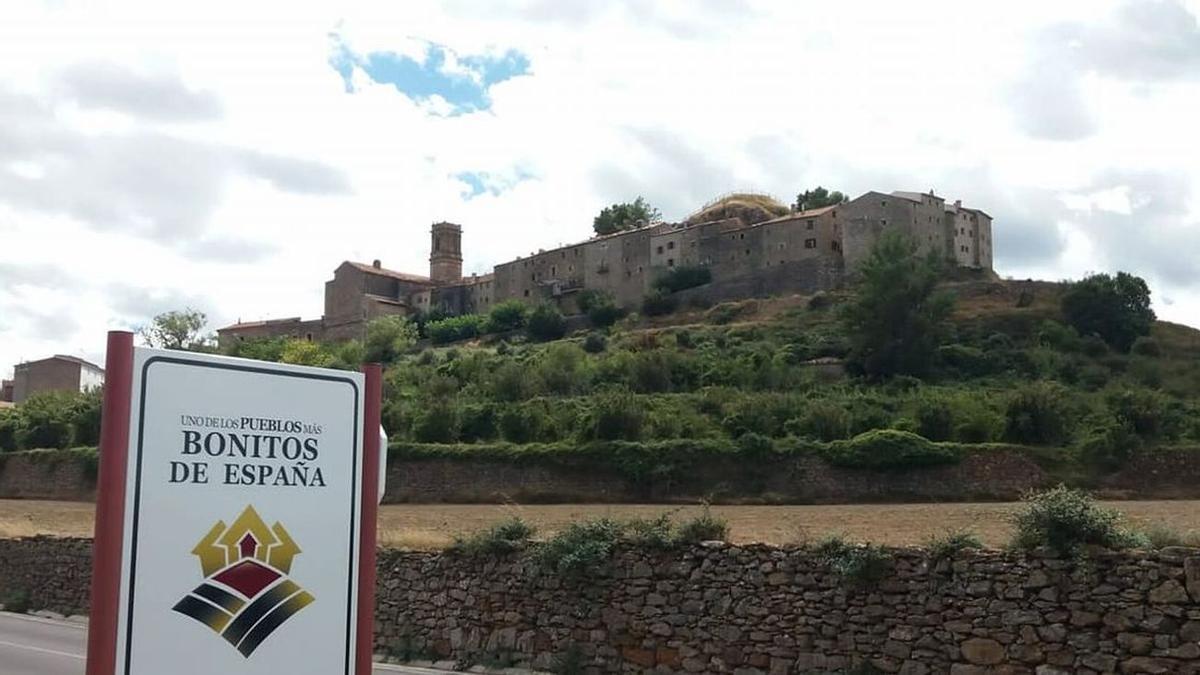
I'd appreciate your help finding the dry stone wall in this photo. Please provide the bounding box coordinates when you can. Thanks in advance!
[7,536,1200,673]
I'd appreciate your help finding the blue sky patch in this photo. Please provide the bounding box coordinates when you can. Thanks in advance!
[329,36,530,115]
[454,169,535,199]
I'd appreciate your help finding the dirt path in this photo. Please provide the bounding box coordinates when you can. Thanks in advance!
[3,499,1198,549]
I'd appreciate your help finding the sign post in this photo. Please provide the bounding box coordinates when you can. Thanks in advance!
[87,332,380,675]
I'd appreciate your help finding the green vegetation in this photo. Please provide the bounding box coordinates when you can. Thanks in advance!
[1061,272,1155,353]
[1009,486,1146,554]
[592,197,660,236]
[652,266,712,294]
[138,307,214,351]
[794,186,848,211]
[926,529,983,561]
[1,588,31,614]
[451,516,536,555]
[813,536,892,588]
[0,390,102,452]
[842,232,953,378]
[530,510,731,574]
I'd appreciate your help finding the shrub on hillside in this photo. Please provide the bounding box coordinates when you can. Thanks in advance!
[588,388,645,441]
[785,401,851,442]
[936,344,993,378]
[536,343,589,395]
[1009,486,1145,553]
[652,266,712,294]
[1061,272,1155,353]
[411,403,459,443]
[364,315,418,363]
[1130,336,1162,357]
[913,395,955,442]
[526,303,567,342]
[578,290,624,328]
[582,332,608,354]
[457,403,498,442]
[1004,382,1072,446]
[427,314,486,345]
[642,291,678,317]
[491,361,535,401]
[70,389,103,447]
[485,300,529,334]
[824,429,957,471]
[953,400,1003,444]
[1107,388,1183,442]
[498,406,543,444]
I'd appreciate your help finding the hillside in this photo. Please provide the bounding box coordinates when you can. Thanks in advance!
[3,276,1199,503]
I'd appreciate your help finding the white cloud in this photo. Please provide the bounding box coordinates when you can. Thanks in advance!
[1,0,1199,377]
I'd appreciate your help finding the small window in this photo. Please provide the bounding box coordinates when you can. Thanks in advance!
[779,243,785,249]
[806,220,814,229]
[832,241,841,251]
[740,233,745,240]
[306,333,313,341]
[804,238,817,249]
[656,246,664,254]
[881,219,888,226]
[667,258,675,267]
[745,248,751,256]
[881,201,887,207]
[667,241,675,250]
[523,289,530,297]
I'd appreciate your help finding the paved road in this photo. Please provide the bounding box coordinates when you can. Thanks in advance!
[0,612,448,675]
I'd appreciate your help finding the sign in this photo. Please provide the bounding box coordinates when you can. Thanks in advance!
[87,335,381,675]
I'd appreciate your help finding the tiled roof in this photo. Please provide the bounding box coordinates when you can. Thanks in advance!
[345,261,434,285]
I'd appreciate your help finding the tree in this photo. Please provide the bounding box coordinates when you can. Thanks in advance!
[139,308,213,351]
[794,186,848,212]
[592,197,661,236]
[1061,272,1155,353]
[526,303,567,342]
[364,315,418,363]
[485,300,529,333]
[843,231,953,378]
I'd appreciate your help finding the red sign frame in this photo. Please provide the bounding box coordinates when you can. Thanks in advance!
[85,331,382,674]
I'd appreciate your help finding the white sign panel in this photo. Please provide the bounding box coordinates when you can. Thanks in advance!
[113,348,365,675]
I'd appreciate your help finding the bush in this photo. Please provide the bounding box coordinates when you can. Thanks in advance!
[364,315,418,363]
[1078,422,1141,471]
[913,395,955,442]
[0,409,20,452]
[1009,486,1145,553]
[498,406,543,444]
[1139,524,1200,549]
[825,430,957,471]
[17,391,76,449]
[457,403,497,442]
[785,402,850,441]
[579,290,624,328]
[674,505,729,544]
[953,401,1003,444]
[926,529,983,560]
[814,536,892,588]
[1,588,31,614]
[452,517,535,555]
[1061,272,1155,353]
[70,389,103,447]
[485,300,529,333]
[1004,383,1072,446]
[652,265,712,294]
[1131,336,1162,357]
[937,344,993,377]
[582,332,608,354]
[531,518,625,575]
[1107,388,1177,442]
[641,291,678,317]
[411,403,459,443]
[588,388,644,441]
[427,314,486,345]
[526,303,567,342]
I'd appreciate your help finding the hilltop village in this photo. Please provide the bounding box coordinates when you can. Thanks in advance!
[217,190,994,344]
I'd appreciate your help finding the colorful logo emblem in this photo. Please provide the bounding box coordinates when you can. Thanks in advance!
[172,505,314,657]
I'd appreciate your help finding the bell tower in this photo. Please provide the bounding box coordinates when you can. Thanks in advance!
[429,221,463,285]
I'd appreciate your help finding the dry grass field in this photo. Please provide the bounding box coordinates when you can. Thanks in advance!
[4,499,1200,549]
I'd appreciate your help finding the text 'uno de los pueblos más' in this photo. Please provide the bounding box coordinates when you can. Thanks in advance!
[170,415,328,488]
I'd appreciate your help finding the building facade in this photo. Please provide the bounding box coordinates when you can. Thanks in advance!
[11,355,105,404]
[218,189,994,346]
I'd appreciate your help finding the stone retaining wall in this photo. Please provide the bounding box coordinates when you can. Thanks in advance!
[7,536,1200,673]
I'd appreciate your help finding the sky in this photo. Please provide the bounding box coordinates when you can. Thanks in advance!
[2,0,1199,374]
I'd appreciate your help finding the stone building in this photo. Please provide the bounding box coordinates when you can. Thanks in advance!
[1,379,13,403]
[10,355,104,404]
[218,189,994,346]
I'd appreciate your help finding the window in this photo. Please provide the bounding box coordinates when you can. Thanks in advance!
[551,266,556,275]
[305,333,313,341]
[881,201,887,207]
[531,274,536,281]
[804,238,817,249]
[667,258,675,267]
[667,241,675,250]
[745,248,751,256]
[779,243,785,250]
[656,246,664,254]
[739,233,745,240]
[832,241,841,251]
[806,220,814,229]
[881,219,888,226]
[523,289,530,297]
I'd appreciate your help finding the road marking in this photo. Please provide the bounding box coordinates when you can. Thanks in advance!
[0,639,85,660]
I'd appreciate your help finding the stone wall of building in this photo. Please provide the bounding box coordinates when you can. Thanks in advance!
[7,536,1200,673]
